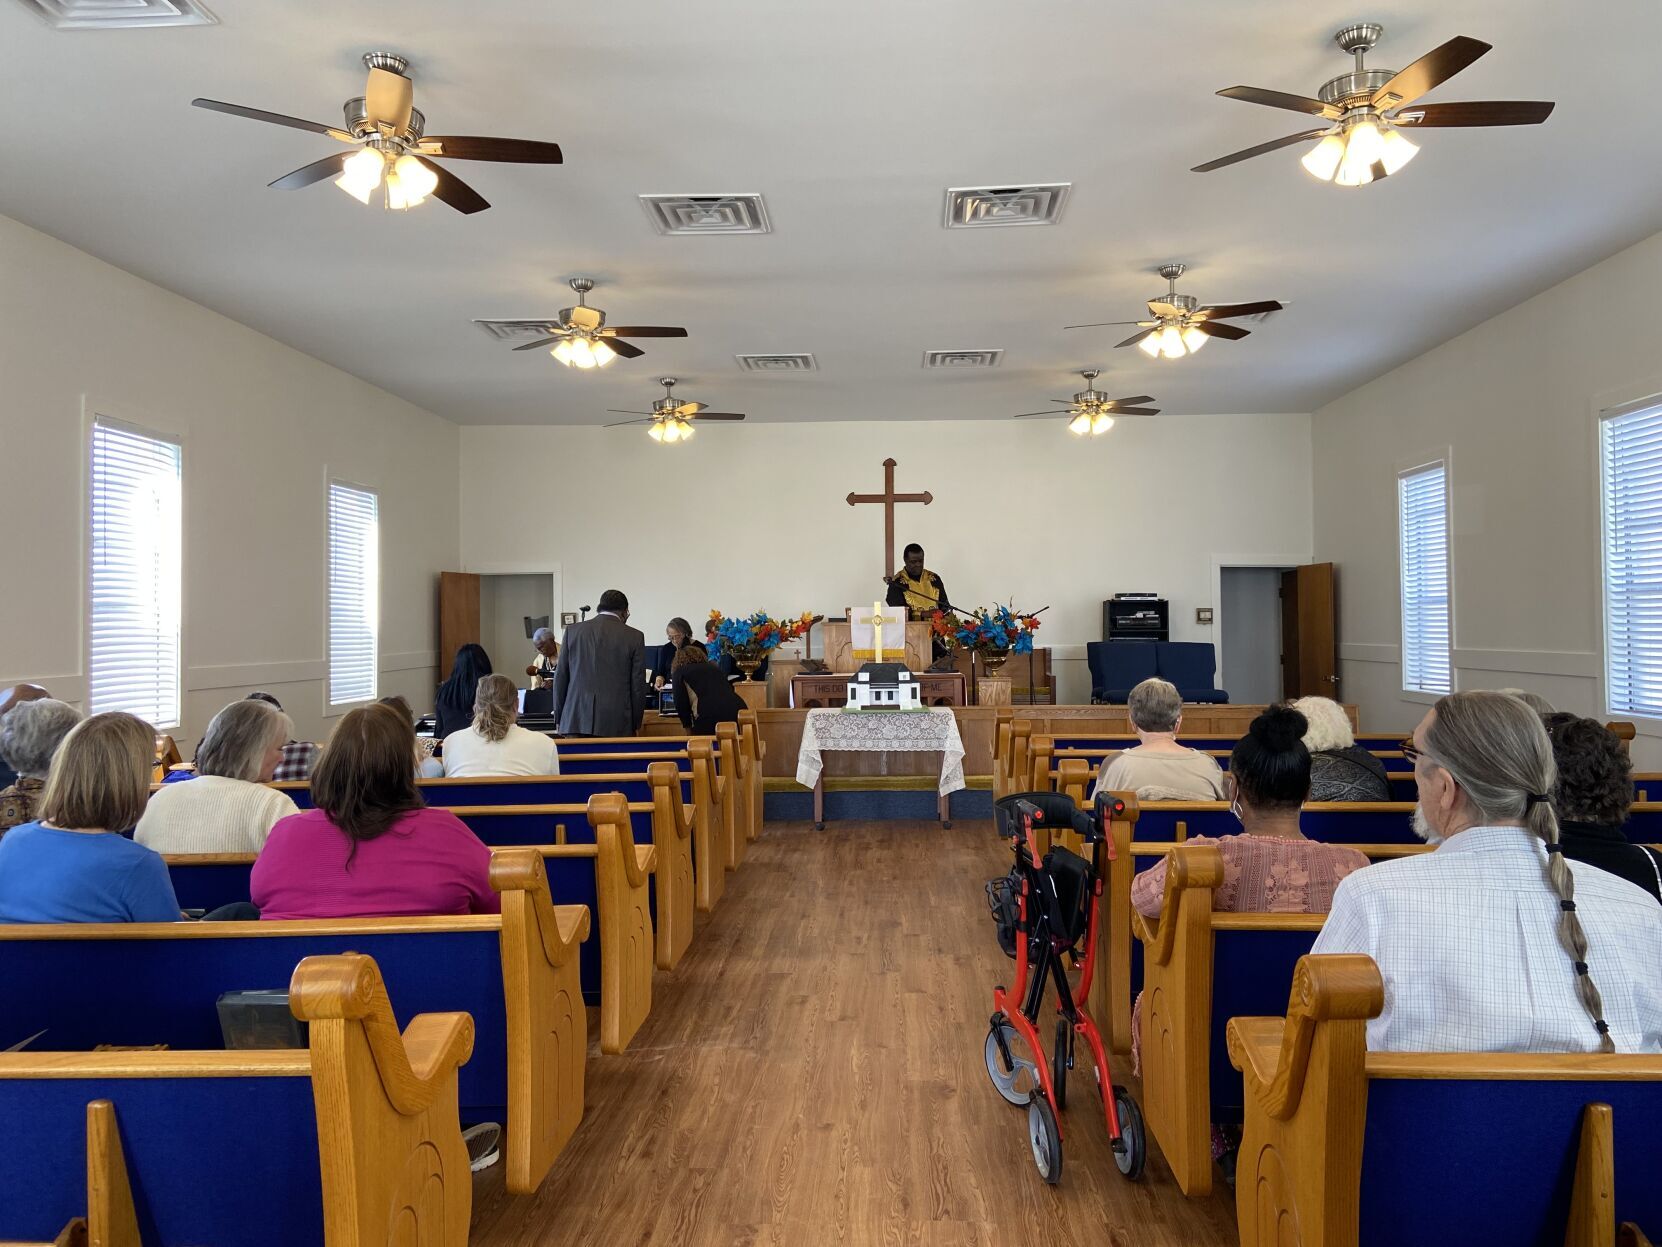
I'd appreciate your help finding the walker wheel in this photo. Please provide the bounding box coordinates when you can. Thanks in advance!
[1028,1093,1063,1185]
[1052,1018,1071,1112]
[984,1019,1037,1106]
[1112,1088,1147,1180]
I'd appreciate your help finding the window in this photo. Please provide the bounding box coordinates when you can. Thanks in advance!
[328,482,379,706]
[1399,460,1451,695]
[1601,402,1662,717]
[89,420,183,727]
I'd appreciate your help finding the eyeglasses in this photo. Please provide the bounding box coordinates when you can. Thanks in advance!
[1399,737,1425,765]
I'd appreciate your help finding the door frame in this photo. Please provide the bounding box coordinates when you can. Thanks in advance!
[461,562,564,644]
[1210,552,1311,693]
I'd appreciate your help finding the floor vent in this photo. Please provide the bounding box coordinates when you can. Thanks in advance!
[640,194,772,235]
[923,348,1004,369]
[17,0,216,27]
[943,184,1071,229]
[471,318,557,343]
[736,353,816,373]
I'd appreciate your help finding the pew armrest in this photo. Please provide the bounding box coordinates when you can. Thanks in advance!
[1134,844,1223,968]
[490,848,591,969]
[648,761,694,843]
[635,845,658,879]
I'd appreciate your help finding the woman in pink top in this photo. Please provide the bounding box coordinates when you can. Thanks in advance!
[253,703,499,920]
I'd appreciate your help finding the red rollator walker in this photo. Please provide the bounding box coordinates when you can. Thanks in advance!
[985,789,1146,1184]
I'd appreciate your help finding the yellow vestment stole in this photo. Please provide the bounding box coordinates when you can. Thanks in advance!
[897,569,942,618]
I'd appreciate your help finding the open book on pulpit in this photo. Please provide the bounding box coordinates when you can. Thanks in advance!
[818,604,932,672]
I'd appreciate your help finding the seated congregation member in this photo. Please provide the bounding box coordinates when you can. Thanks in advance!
[253,703,499,919]
[0,683,50,790]
[442,674,559,778]
[435,643,493,740]
[1131,704,1370,918]
[0,698,81,834]
[1544,713,1661,902]
[0,712,182,923]
[246,691,319,781]
[135,699,298,853]
[1291,694,1390,802]
[672,642,745,734]
[1091,677,1226,801]
[381,694,442,778]
[653,617,693,690]
[1498,686,1555,715]
[1314,691,1662,1052]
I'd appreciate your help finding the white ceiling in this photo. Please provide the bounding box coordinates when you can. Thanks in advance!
[3,0,1659,425]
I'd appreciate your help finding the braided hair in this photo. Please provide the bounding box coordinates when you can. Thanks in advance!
[1424,691,1615,1053]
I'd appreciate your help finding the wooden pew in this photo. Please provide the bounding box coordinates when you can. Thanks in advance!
[738,708,766,844]
[0,953,472,1247]
[553,734,695,754]
[4,849,592,1194]
[992,707,1015,798]
[1229,954,1662,1246]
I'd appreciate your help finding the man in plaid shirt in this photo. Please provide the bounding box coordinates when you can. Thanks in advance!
[247,692,319,782]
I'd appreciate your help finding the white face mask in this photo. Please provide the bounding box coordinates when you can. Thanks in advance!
[1411,804,1444,846]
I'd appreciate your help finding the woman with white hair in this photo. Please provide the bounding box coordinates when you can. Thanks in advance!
[442,674,559,778]
[1291,695,1391,802]
[134,699,298,853]
[1092,677,1226,800]
[0,699,82,835]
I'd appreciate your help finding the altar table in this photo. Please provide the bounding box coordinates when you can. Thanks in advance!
[790,671,967,708]
[795,707,966,828]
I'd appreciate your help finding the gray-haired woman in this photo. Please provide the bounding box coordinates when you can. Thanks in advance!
[134,699,299,853]
[1091,677,1227,801]
[0,699,82,835]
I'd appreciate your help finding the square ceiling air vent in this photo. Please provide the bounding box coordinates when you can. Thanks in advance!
[641,194,771,235]
[471,318,558,343]
[17,0,216,27]
[736,353,816,373]
[923,349,1004,369]
[944,184,1071,229]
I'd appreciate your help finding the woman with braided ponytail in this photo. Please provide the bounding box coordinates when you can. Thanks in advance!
[1313,691,1662,1053]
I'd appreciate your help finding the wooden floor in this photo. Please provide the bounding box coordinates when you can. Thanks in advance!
[471,818,1239,1246]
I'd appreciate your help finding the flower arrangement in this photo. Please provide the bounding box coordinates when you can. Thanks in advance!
[930,604,1043,656]
[705,610,814,666]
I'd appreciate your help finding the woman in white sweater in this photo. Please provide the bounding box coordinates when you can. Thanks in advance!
[135,700,298,853]
[442,674,559,777]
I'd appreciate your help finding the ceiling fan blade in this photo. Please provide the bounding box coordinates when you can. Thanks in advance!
[602,326,689,338]
[1105,396,1155,407]
[1195,300,1283,321]
[1192,128,1330,173]
[605,418,655,429]
[1373,36,1492,110]
[268,151,353,190]
[417,136,564,163]
[1109,407,1161,416]
[412,155,490,214]
[605,409,654,416]
[1216,86,1341,119]
[512,335,565,352]
[1192,320,1250,340]
[605,338,646,360]
[691,413,745,421]
[1062,320,1148,330]
[1147,300,1182,318]
[1393,100,1555,127]
[191,98,353,142]
[1013,411,1071,419]
[675,402,707,415]
[1114,329,1156,349]
[365,66,414,133]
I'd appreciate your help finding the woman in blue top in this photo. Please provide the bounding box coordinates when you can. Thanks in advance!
[0,712,181,923]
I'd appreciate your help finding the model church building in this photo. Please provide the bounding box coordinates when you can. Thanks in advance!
[846,662,923,710]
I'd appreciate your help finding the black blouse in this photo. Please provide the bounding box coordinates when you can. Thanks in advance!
[1558,819,1662,902]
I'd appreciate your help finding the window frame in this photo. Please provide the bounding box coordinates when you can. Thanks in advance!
[1598,397,1662,722]
[86,414,185,730]
[324,477,380,713]
[1397,454,1454,703]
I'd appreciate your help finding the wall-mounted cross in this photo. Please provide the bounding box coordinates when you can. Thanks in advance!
[846,457,933,576]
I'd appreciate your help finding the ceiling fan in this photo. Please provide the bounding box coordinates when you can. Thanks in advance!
[607,378,746,443]
[499,279,689,369]
[1065,263,1282,359]
[1192,24,1554,186]
[191,52,563,214]
[1013,371,1159,436]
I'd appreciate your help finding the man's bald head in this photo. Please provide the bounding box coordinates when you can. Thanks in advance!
[0,685,49,721]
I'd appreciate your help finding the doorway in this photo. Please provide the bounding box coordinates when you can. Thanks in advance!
[437,567,562,680]
[1220,567,1286,705]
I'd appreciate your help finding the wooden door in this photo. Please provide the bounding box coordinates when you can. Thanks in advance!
[438,572,481,671]
[1281,563,1337,700]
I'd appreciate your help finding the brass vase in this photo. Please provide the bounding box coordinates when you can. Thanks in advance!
[735,655,765,681]
[980,648,1011,676]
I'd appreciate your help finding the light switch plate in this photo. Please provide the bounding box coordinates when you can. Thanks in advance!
[1196,607,1215,624]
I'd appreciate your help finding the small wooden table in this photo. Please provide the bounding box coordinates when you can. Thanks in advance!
[790,671,967,708]
[795,707,967,829]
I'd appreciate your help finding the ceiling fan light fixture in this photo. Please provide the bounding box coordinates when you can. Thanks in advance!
[590,338,617,367]
[335,148,385,204]
[648,421,665,442]
[567,337,596,369]
[1182,325,1210,354]
[1300,131,1346,182]
[1137,333,1163,359]
[661,419,682,443]
[677,417,695,440]
[551,338,575,365]
[1091,412,1115,435]
[392,154,437,205]
[1067,412,1092,436]
[1158,324,1187,359]
[1378,126,1419,174]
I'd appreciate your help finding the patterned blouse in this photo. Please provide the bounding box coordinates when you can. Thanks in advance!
[0,776,45,836]
[1131,832,1370,919]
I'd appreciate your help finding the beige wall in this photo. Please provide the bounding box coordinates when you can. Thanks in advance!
[0,213,460,747]
[459,414,1314,704]
[1313,227,1662,766]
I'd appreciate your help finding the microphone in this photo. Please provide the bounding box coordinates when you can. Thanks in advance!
[580,604,592,621]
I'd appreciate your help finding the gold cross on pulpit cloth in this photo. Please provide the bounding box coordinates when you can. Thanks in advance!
[846,457,933,576]
[853,601,898,662]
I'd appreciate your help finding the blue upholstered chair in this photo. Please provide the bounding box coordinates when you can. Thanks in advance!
[1087,641,1159,704]
[1154,642,1229,704]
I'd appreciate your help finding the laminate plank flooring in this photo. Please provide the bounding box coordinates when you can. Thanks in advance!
[470,818,1239,1246]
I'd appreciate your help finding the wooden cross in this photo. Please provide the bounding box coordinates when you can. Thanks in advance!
[846,457,934,577]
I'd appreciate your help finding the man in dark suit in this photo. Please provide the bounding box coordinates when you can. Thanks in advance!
[552,589,647,736]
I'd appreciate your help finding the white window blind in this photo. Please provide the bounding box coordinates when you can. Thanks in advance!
[89,420,182,727]
[1399,461,1451,695]
[1602,403,1662,717]
[328,482,379,706]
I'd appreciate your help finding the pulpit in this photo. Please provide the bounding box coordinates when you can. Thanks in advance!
[819,616,933,672]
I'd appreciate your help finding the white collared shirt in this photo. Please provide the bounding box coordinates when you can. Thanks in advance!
[1312,825,1662,1053]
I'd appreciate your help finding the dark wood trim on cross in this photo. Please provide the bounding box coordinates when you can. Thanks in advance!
[846,457,933,577]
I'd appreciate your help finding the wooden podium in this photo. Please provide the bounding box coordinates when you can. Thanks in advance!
[819,618,932,671]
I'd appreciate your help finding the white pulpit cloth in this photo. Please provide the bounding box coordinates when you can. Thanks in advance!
[795,707,966,796]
